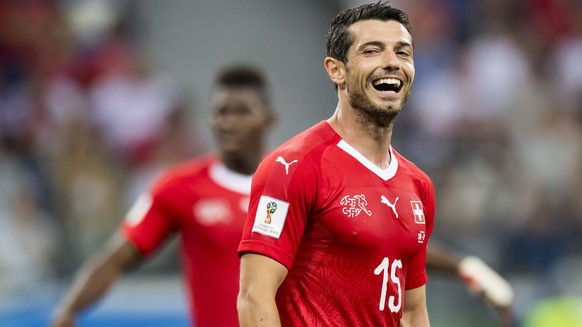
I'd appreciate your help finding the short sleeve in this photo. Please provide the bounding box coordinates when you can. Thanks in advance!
[405,175,436,289]
[120,177,177,255]
[238,152,317,270]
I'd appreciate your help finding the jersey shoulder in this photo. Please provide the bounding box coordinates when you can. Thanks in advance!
[393,148,433,184]
[151,154,217,193]
[265,121,339,166]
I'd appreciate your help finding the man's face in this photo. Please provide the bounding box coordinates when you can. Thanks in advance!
[210,88,272,157]
[343,19,415,126]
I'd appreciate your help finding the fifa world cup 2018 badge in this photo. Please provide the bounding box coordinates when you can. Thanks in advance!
[265,201,278,224]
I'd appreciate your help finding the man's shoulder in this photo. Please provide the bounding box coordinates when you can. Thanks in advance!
[272,121,337,158]
[256,121,336,181]
[393,149,433,183]
[154,155,216,189]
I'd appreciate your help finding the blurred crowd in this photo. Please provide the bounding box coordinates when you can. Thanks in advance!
[0,0,202,299]
[389,0,582,318]
[0,0,581,324]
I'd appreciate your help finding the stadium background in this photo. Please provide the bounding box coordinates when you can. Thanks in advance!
[1,0,581,326]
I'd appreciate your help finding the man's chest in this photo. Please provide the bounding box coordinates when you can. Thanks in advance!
[173,182,249,245]
[313,177,428,256]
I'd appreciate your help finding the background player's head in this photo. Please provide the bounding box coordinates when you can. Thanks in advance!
[210,63,276,165]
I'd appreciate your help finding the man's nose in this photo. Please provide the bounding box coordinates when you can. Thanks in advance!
[381,51,400,70]
[216,114,237,129]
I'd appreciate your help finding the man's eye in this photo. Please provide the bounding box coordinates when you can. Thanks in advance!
[235,108,251,115]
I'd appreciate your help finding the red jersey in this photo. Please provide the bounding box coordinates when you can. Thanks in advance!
[238,121,435,327]
[121,156,251,327]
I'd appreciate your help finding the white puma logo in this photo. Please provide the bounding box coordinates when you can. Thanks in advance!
[275,156,298,175]
[381,195,399,218]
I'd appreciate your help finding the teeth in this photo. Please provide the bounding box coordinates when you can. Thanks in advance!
[373,78,401,87]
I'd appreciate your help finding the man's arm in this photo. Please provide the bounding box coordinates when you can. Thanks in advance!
[51,232,143,327]
[427,240,514,308]
[400,285,430,327]
[238,253,288,327]
[426,240,463,274]
[427,240,516,326]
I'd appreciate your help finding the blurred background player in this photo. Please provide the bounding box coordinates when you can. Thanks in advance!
[50,63,276,327]
[427,240,516,326]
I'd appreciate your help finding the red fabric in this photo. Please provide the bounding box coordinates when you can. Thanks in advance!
[121,155,248,327]
[239,121,435,326]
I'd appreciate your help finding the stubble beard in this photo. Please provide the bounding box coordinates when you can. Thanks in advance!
[347,83,409,130]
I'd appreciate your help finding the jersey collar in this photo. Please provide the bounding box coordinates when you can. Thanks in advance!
[209,161,253,194]
[336,140,398,181]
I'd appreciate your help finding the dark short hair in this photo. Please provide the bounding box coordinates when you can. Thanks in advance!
[326,2,412,63]
[215,63,270,107]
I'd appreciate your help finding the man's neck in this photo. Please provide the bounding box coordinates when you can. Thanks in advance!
[327,104,394,169]
[221,154,262,175]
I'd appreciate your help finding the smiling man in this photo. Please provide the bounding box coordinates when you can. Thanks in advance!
[238,3,433,327]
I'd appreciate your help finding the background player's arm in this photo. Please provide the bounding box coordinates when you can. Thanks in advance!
[426,239,463,274]
[51,232,143,327]
[427,239,514,308]
[238,253,288,327]
[400,285,430,327]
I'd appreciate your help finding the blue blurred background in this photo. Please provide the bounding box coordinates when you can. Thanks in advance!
[1,0,581,326]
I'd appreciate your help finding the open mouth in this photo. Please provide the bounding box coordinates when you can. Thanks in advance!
[372,78,403,93]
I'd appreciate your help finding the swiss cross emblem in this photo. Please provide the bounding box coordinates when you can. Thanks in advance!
[410,201,425,224]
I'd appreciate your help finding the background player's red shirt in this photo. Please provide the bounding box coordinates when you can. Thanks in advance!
[239,121,435,327]
[121,156,251,327]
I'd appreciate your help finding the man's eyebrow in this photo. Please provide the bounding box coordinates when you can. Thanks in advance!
[358,41,385,49]
[395,40,413,48]
[357,40,413,50]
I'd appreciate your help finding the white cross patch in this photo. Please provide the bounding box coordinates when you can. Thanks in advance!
[410,201,425,224]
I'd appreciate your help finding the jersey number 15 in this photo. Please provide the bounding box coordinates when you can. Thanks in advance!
[374,257,402,313]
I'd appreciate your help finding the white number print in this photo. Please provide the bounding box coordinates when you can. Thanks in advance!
[374,257,402,313]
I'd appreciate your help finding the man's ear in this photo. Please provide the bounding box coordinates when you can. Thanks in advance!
[324,57,345,87]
